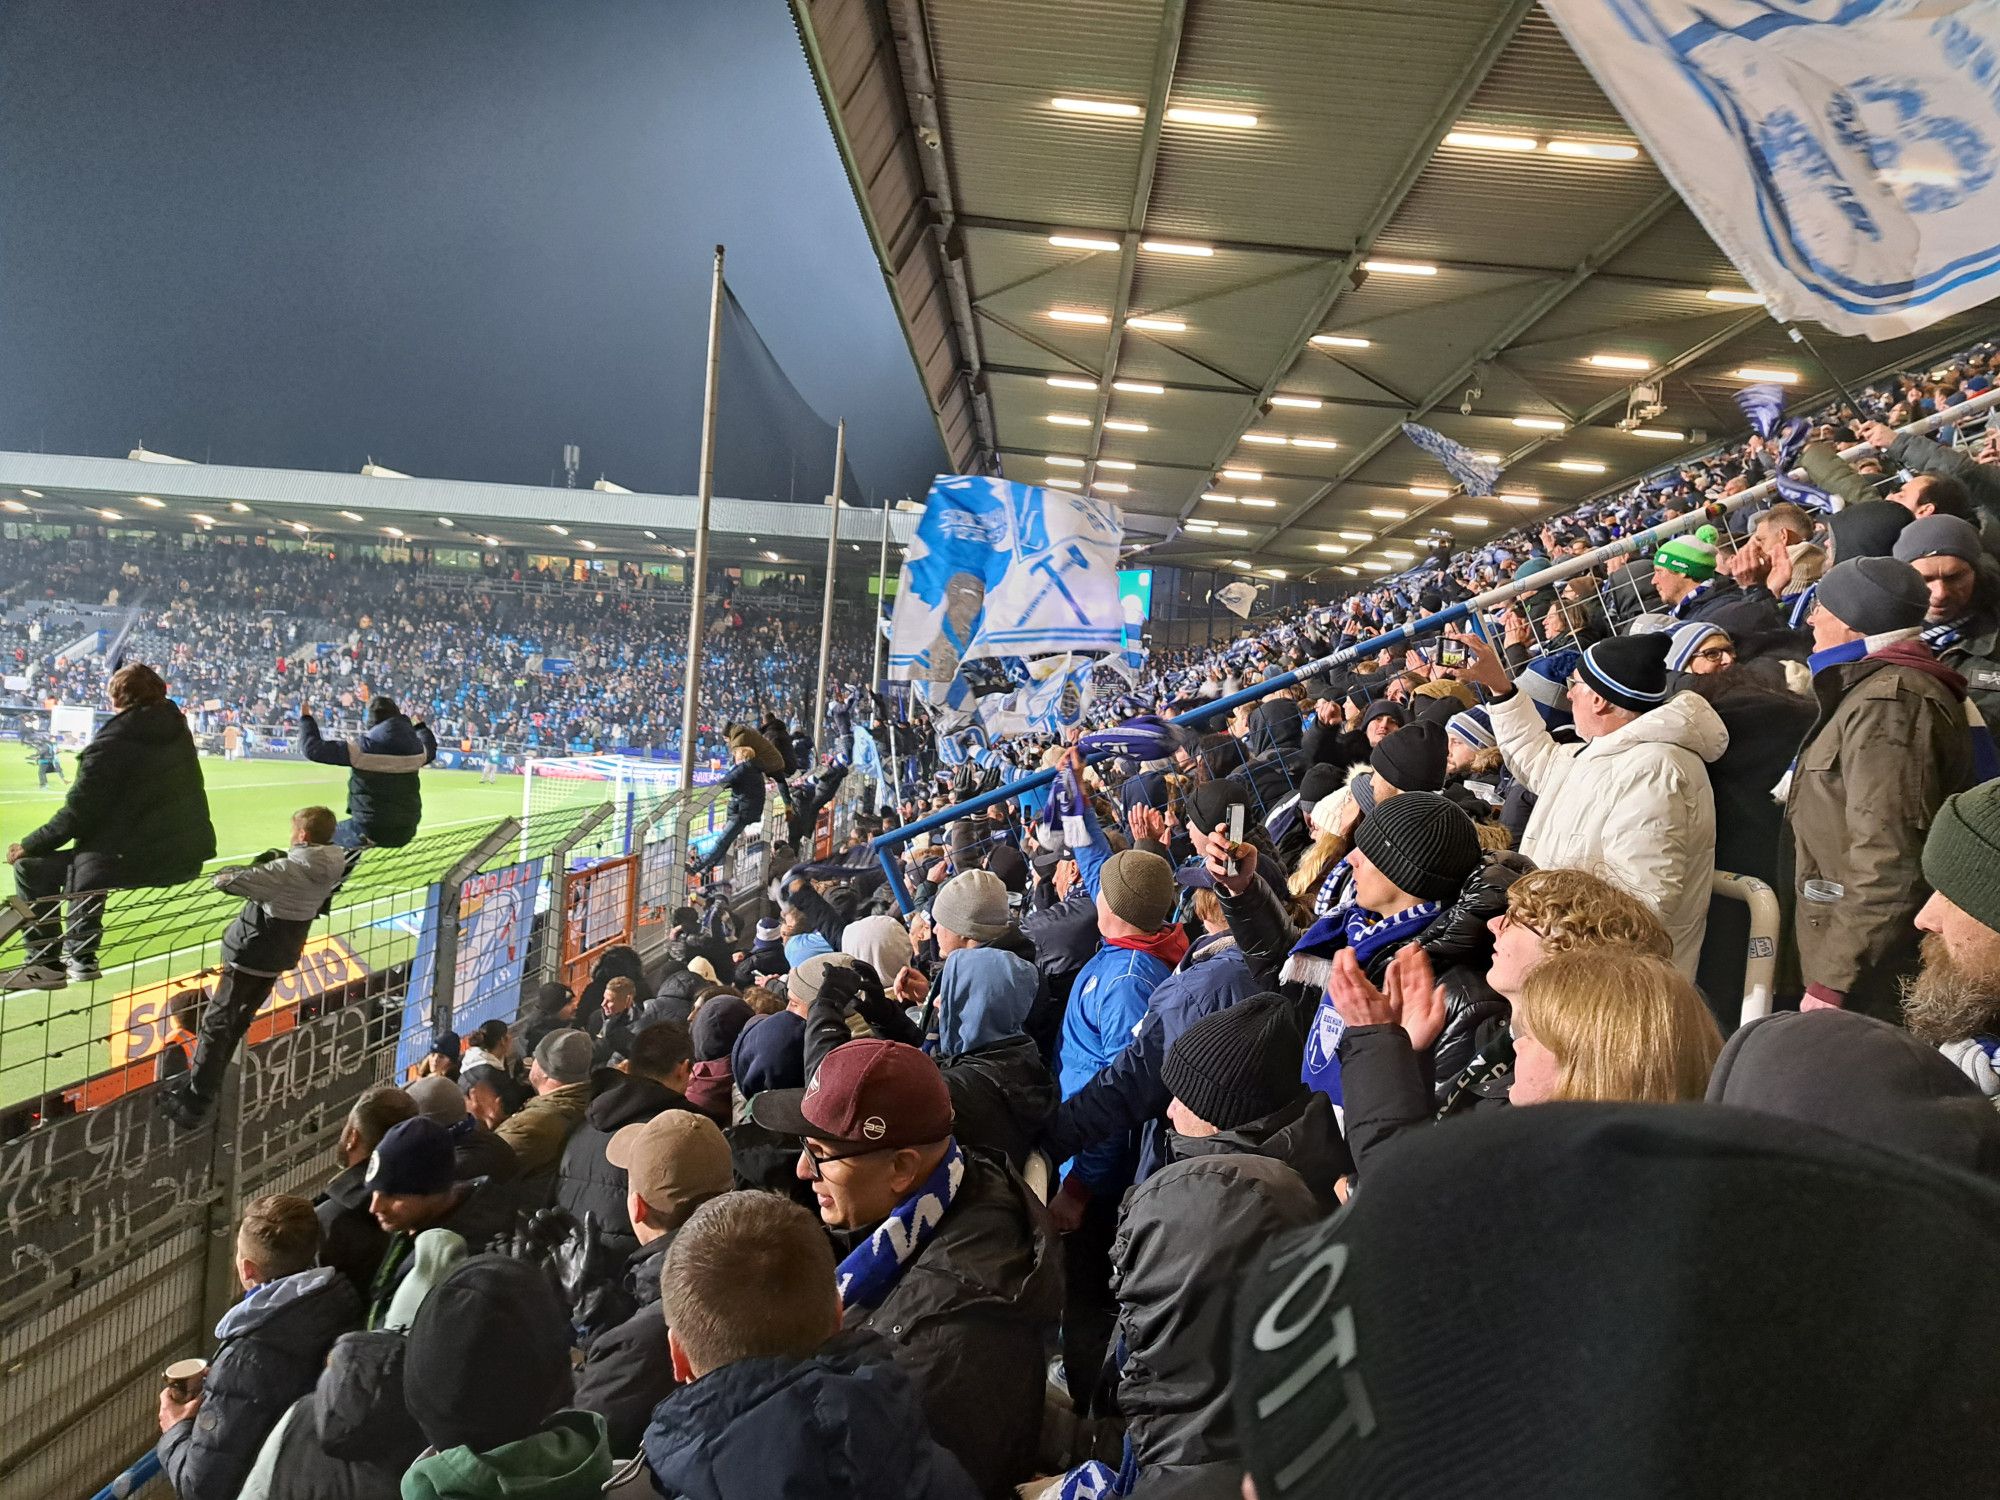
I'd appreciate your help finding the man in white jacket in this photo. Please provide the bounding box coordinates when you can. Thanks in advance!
[1450,630,1728,975]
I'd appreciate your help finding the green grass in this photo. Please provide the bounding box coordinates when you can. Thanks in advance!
[0,755,531,1110]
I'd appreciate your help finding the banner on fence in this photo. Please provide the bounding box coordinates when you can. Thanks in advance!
[397,859,545,1077]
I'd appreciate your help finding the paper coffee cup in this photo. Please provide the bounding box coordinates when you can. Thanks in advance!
[163,1357,208,1401]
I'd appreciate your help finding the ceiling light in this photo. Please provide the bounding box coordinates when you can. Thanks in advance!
[1166,106,1257,128]
[548,524,569,535]
[1632,427,1685,440]
[1291,437,1339,450]
[1556,459,1608,474]
[1112,379,1164,395]
[1241,433,1289,446]
[18,489,41,499]
[1383,549,1416,561]
[1142,240,1213,257]
[579,539,598,551]
[1315,543,1348,554]
[1092,482,1131,494]
[1046,477,1083,489]
[136,495,165,509]
[1445,129,1538,152]
[1231,559,1254,569]
[1265,568,1287,578]
[1368,507,1408,519]
[1512,416,1566,431]
[1201,492,1238,504]
[1362,259,1437,276]
[189,512,215,524]
[1338,530,1373,542]
[436,517,454,527]
[1410,485,1450,498]
[229,501,250,513]
[1706,288,1765,305]
[1126,315,1186,332]
[1047,375,1097,390]
[1240,497,1278,508]
[1221,468,1262,481]
[1097,459,1137,471]
[1448,514,1490,527]
[289,521,310,534]
[338,509,363,522]
[1270,394,1323,409]
[481,535,501,545]
[382,526,405,538]
[1337,565,1358,576]
[1104,418,1147,432]
[1363,561,1393,572]
[1185,518,1218,530]
[1047,455,1087,467]
[1049,309,1111,325]
[643,530,657,539]
[1052,97,1141,118]
[1049,233,1121,252]
[1732,367,1799,383]
[1546,139,1640,160]
[2,499,28,514]
[1048,414,1092,427]
[762,550,781,562]
[1500,494,1542,506]
[1588,354,1652,371]
[1217,526,1250,537]
[97,509,122,521]
[1310,334,1371,349]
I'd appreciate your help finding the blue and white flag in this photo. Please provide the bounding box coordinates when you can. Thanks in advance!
[1401,422,1502,496]
[889,475,1124,691]
[1546,2,2000,339]
[1214,580,1260,619]
[1735,383,1787,440]
[1775,473,1840,514]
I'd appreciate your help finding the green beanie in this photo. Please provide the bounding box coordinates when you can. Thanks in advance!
[1921,781,2000,935]
[1653,531,1718,581]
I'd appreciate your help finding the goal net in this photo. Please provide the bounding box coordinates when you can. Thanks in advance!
[520,754,687,867]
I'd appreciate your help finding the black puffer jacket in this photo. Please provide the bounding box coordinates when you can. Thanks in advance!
[298,711,436,848]
[1110,1155,1321,1494]
[19,696,215,879]
[248,1329,425,1500]
[841,1149,1062,1499]
[574,1237,677,1459]
[641,965,707,1029]
[556,1074,698,1261]
[1167,1093,1350,1210]
[1339,1020,1513,1181]
[940,1037,1058,1173]
[157,1265,362,1500]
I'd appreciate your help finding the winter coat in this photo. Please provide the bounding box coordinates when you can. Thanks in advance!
[19,696,215,879]
[1488,687,1728,975]
[494,1081,593,1179]
[1929,603,2000,727]
[447,1118,519,1185]
[157,1264,362,1500]
[716,757,766,823]
[1044,932,1263,1183]
[1338,1021,1512,1180]
[1690,677,1818,886]
[1165,1091,1350,1208]
[299,711,436,848]
[364,1181,513,1328]
[1884,428,2000,521]
[400,1410,612,1500]
[986,924,1064,1069]
[684,1057,732,1123]
[843,1149,1062,1499]
[1784,640,1974,1019]
[1670,576,1787,647]
[555,1075,696,1261]
[1020,885,1098,1006]
[1802,440,1882,512]
[641,966,707,1029]
[316,1161,390,1299]
[725,1118,818,1211]
[1110,1154,1320,1493]
[572,1238,675,1459]
[621,1330,976,1500]
[215,842,349,975]
[239,1330,426,1500]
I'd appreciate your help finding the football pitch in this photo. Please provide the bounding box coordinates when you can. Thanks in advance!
[0,754,530,1110]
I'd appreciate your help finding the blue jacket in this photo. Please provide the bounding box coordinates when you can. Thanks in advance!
[1045,932,1262,1183]
[299,712,436,847]
[635,1330,976,1500]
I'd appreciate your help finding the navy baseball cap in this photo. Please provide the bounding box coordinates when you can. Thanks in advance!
[364,1117,455,1196]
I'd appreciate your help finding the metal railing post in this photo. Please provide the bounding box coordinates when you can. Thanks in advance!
[1710,869,1782,1028]
[198,1040,249,1335]
[429,818,522,1038]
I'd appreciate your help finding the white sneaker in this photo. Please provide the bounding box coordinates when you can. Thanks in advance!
[0,964,67,992]
[66,963,101,985]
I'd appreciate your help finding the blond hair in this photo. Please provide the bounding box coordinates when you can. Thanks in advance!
[1289,832,1344,904]
[1506,868,1672,959]
[1511,948,1721,1103]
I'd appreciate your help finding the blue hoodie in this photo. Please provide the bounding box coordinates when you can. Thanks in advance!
[932,947,1039,1055]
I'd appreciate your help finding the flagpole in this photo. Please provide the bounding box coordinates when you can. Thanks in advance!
[871,497,892,686]
[678,245,725,794]
[811,419,845,759]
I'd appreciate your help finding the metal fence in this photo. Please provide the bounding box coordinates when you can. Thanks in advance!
[0,785,721,1500]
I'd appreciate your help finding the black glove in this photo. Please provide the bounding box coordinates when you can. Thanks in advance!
[817,962,866,1017]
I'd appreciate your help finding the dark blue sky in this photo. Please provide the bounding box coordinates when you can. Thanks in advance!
[0,1,947,504]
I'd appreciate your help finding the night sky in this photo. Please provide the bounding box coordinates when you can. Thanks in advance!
[0,1,948,504]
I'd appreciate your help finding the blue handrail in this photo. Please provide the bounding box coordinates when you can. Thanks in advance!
[89,1449,161,1500]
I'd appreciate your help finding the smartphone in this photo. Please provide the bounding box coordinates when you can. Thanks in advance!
[1225,804,1245,878]
[1435,639,1468,669]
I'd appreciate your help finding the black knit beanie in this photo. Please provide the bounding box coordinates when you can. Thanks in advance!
[1297,762,1345,807]
[1369,720,1448,794]
[1354,790,1481,902]
[1161,992,1306,1131]
[1828,498,1914,562]
[1576,633,1673,715]
[405,1256,571,1453]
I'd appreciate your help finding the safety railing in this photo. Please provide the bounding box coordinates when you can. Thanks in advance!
[1711,870,1782,1027]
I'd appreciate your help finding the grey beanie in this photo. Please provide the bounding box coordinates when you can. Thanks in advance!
[532,1027,593,1085]
[1893,514,1985,569]
[788,952,857,1009]
[1815,556,1930,635]
[931,869,1011,943]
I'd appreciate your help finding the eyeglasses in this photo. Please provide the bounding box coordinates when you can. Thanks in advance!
[1691,645,1735,663]
[799,1141,891,1180]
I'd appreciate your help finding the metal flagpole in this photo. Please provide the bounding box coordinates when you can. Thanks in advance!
[811,419,846,757]
[870,497,893,687]
[677,245,725,794]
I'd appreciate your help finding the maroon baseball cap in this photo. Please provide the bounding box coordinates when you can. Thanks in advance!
[751,1039,953,1149]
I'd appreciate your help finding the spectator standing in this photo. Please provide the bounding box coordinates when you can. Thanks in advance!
[556,1021,698,1260]
[495,1028,595,1180]
[1892,514,2000,723]
[235,1329,427,1500]
[1649,528,1784,641]
[158,805,348,1128]
[297,694,436,850]
[4,664,216,989]
[1785,558,1974,1017]
[1907,781,2000,1098]
[361,1118,511,1327]
[157,1195,361,1500]
[405,1074,518,1184]
[315,1085,417,1297]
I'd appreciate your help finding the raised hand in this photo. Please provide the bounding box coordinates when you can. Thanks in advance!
[1327,948,1397,1028]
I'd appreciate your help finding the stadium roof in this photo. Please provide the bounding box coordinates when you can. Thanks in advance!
[792,0,2000,581]
[0,449,918,567]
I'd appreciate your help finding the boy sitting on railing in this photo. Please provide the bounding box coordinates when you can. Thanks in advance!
[158,805,348,1130]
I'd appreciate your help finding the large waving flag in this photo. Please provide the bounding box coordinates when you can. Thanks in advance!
[888,475,1124,695]
[1401,423,1501,496]
[1214,579,1260,619]
[1546,2,2000,339]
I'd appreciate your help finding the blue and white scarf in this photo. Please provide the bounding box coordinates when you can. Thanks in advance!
[835,1140,964,1311]
[1280,896,1443,991]
[1044,763,1090,851]
[1787,583,1818,631]
[1924,612,1977,655]
[1059,1436,1139,1500]
[1670,577,1719,620]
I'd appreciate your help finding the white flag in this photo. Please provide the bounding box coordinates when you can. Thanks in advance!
[1215,580,1259,619]
[1546,1,2000,338]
